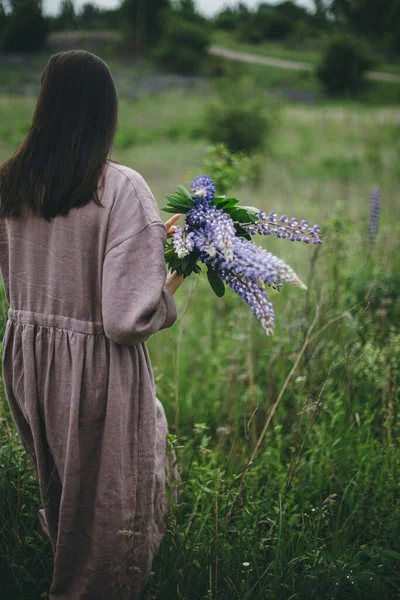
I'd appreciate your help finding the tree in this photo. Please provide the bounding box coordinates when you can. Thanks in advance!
[330,0,400,38]
[0,0,48,53]
[80,3,101,28]
[54,0,78,30]
[317,34,374,96]
[153,0,211,74]
[121,0,170,54]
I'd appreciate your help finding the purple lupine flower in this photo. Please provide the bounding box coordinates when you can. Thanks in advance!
[230,237,306,289]
[173,226,195,259]
[219,270,275,335]
[169,175,321,335]
[193,233,305,290]
[368,187,381,243]
[187,204,236,261]
[243,210,322,245]
[190,175,216,204]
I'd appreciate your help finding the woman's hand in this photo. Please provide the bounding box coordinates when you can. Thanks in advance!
[166,271,185,295]
[165,213,181,239]
[164,215,184,295]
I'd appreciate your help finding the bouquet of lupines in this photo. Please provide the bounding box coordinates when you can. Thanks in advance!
[163,175,322,335]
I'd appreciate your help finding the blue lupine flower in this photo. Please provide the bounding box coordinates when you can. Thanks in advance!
[170,175,321,335]
[368,187,380,243]
[243,211,322,245]
[173,226,195,259]
[190,175,216,204]
[222,271,275,335]
[188,204,236,261]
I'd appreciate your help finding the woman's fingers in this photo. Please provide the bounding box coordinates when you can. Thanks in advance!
[167,225,178,239]
[165,213,181,230]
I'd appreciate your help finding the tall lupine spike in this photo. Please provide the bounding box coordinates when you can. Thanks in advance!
[368,186,381,243]
[193,234,306,290]
[219,270,276,335]
[243,210,322,245]
[230,237,307,289]
[187,204,236,261]
[190,175,216,204]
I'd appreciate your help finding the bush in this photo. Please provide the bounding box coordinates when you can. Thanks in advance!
[239,6,294,44]
[121,0,169,53]
[204,76,274,155]
[317,35,374,97]
[153,10,211,75]
[0,0,48,53]
[214,7,237,31]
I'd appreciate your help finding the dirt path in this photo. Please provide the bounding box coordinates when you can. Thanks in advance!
[210,45,400,84]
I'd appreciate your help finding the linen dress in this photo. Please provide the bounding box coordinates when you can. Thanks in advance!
[0,162,178,599]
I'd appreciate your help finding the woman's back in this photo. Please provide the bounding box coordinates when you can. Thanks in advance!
[0,160,178,599]
[0,162,161,324]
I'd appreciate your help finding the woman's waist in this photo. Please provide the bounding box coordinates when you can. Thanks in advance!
[7,307,105,336]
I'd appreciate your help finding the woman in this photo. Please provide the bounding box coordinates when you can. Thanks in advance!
[0,50,183,599]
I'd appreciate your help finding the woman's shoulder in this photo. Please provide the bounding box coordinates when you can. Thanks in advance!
[105,161,148,193]
[104,161,162,228]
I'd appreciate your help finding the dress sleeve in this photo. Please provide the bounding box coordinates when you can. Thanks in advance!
[102,220,177,346]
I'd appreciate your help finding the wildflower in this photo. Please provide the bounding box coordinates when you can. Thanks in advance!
[173,226,195,259]
[221,272,276,335]
[190,175,216,204]
[166,175,322,335]
[244,210,322,245]
[368,186,380,243]
[242,562,250,567]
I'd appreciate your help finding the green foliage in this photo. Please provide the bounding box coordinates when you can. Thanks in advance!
[238,5,294,44]
[317,35,375,97]
[0,0,48,53]
[153,3,212,75]
[73,3,122,31]
[214,7,238,31]
[50,0,78,31]
[121,0,170,54]
[202,144,251,196]
[331,0,400,50]
[204,76,274,155]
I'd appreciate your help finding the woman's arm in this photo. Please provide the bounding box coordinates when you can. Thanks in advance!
[102,220,178,346]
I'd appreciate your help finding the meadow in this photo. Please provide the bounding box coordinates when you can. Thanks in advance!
[0,50,399,599]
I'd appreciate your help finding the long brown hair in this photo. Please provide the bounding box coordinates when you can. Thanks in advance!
[0,50,118,221]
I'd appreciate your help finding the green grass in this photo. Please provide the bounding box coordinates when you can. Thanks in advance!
[1,78,400,599]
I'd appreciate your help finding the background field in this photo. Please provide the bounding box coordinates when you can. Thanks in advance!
[0,7,400,600]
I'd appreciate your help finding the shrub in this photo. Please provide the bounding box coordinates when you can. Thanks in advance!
[239,7,294,44]
[317,35,374,97]
[0,0,48,53]
[121,0,169,53]
[204,76,274,155]
[153,9,211,75]
[214,7,237,31]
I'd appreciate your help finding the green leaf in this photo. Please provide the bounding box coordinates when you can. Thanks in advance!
[176,185,194,203]
[207,267,225,297]
[161,206,186,214]
[239,205,260,215]
[165,192,194,208]
[162,199,192,213]
[213,197,240,211]
[229,208,258,223]
[235,224,252,241]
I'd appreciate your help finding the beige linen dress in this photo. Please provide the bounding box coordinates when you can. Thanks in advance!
[0,162,178,599]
